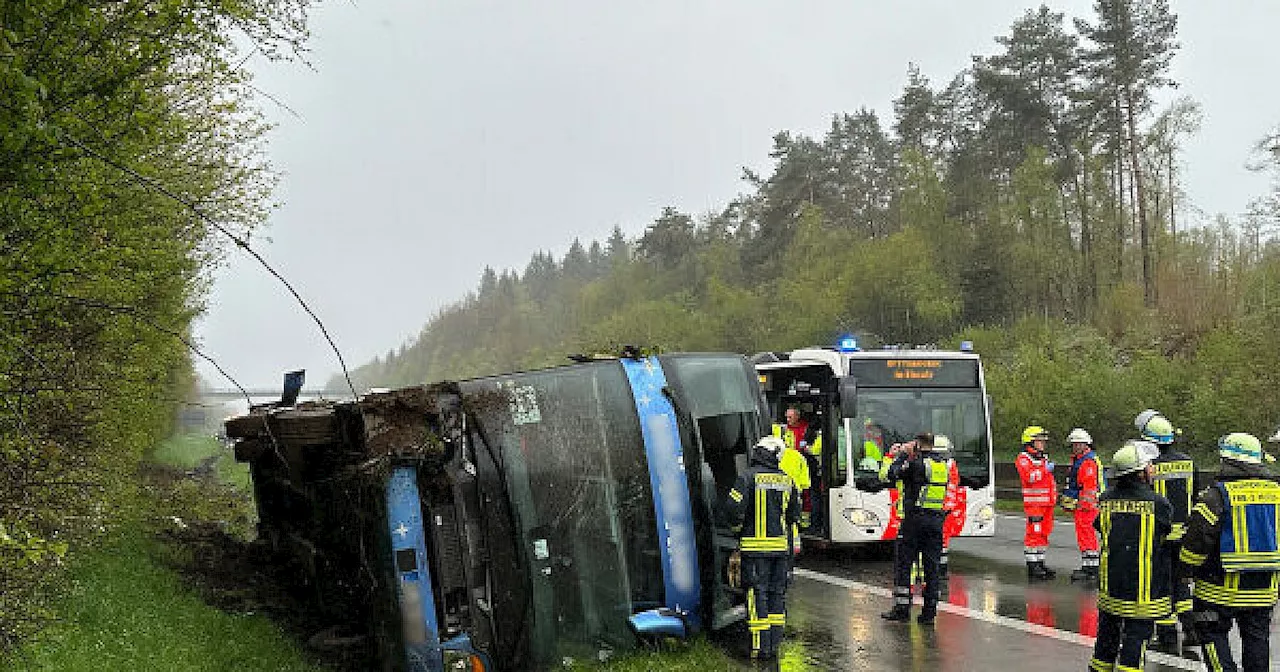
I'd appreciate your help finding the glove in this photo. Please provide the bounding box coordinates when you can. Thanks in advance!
[1046,461,1055,473]
[1060,496,1078,511]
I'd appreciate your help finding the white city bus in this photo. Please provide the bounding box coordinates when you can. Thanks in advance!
[754,338,996,547]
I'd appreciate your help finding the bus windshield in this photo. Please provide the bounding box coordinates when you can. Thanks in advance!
[850,388,990,481]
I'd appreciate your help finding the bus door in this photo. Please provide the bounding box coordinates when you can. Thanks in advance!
[658,354,770,631]
[756,363,838,540]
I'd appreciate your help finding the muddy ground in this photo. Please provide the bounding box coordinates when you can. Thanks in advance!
[143,460,373,672]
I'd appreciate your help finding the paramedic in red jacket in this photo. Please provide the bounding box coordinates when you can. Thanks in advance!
[1016,425,1058,580]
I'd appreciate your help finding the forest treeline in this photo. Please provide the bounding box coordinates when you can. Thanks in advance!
[0,0,312,651]
[345,2,1280,463]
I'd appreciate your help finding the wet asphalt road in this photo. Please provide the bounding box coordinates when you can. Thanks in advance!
[782,513,1280,670]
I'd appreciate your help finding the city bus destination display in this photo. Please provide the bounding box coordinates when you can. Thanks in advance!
[848,358,979,387]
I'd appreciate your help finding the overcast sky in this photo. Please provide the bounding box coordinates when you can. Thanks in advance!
[194,0,1280,391]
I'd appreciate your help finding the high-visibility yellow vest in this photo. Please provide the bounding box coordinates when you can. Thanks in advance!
[918,458,949,511]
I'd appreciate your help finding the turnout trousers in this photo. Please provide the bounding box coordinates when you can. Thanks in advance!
[1153,539,1192,632]
[1192,600,1273,672]
[1074,508,1100,570]
[742,554,790,660]
[1024,506,1054,564]
[894,511,945,608]
[1089,611,1154,672]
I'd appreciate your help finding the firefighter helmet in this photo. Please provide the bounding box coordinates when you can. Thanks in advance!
[1066,428,1093,445]
[932,434,952,452]
[1219,433,1265,464]
[1113,439,1159,476]
[1022,425,1049,445]
[755,435,786,459]
[1135,410,1176,445]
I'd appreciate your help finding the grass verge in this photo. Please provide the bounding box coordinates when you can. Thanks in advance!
[6,524,319,672]
[3,433,321,672]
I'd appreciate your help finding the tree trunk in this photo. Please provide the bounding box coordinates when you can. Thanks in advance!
[1125,88,1154,306]
[1076,156,1095,311]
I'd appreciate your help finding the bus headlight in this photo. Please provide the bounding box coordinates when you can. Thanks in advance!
[842,508,879,527]
[975,504,994,523]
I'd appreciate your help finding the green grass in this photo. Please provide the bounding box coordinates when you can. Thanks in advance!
[567,638,749,671]
[151,433,252,492]
[5,524,319,672]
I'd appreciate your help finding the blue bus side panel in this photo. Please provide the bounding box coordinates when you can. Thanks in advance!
[386,466,443,671]
[621,357,702,628]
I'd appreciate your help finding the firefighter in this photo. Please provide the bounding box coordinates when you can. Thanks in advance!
[880,433,950,624]
[1135,409,1197,648]
[1090,439,1172,672]
[725,435,802,663]
[1179,432,1280,672]
[772,407,815,529]
[1060,428,1104,582]
[1016,425,1058,580]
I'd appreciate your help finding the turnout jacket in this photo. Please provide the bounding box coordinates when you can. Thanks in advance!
[726,446,802,556]
[1094,478,1173,618]
[1151,446,1196,542]
[1016,449,1057,514]
[1179,460,1280,608]
[1063,449,1104,512]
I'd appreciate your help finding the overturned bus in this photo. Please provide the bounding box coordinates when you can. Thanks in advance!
[224,353,769,671]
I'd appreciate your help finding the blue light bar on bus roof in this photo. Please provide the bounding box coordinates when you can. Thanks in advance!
[959,340,974,352]
[836,335,860,353]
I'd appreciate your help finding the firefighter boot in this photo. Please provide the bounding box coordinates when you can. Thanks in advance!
[1154,624,1179,651]
[880,605,911,622]
[917,602,937,625]
[1027,561,1056,581]
[1070,566,1098,582]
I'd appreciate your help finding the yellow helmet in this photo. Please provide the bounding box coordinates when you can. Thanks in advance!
[1021,425,1049,445]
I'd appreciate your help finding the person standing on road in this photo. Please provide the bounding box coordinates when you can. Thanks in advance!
[725,435,801,664]
[1135,409,1198,649]
[1017,425,1058,580]
[1179,432,1280,672]
[1060,428,1104,582]
[1090,439,1172,672]
[880,433,950,625]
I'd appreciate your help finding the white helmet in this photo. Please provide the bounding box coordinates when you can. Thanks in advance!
[755,435,786,459]
[1066,428,1093,445]
[1113,439,1159,477]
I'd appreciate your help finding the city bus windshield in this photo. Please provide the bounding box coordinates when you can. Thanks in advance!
[849,389,989,481]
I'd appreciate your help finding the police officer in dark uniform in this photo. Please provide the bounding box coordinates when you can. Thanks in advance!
[1090,439,1172,672]
[1136,409,1199,648]
[1180,432,1280,672]
[725,435,801,664]
[879,432,950,625]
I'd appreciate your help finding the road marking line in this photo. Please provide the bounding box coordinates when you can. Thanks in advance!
[793,568,1200,671]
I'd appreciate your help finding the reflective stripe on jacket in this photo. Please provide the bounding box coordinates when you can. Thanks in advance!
[1180,461,1280,608]
[1216,479,1280,572]
[1064,450,1105,511]
[726,467,801,556]
[1016,450,1057,510]
[1151,449,1195,541]
[1094,480,1173,618]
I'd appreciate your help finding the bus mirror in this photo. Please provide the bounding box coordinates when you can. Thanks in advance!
[838,377,858,417]
[628,608,689,639]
